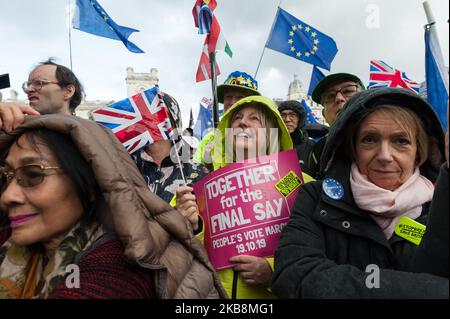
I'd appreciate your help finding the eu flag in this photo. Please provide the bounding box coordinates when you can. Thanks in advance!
[300,99,318,125]
[266,8,338,70]
[308,66,325,97]
[73,0,144,53]
[193,105,214,139]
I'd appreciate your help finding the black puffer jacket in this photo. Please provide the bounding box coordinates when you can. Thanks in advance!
[273,88,448,298]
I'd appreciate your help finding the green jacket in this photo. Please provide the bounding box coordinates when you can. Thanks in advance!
[193,131,215,167]
[205,95,314,298]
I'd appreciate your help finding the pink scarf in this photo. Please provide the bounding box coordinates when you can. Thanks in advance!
[350,163,434,239]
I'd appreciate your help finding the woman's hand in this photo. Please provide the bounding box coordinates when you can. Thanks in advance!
[176,186,199,231]
[229,255,272,287]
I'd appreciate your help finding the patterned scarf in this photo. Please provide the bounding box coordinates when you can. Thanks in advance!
[350,163,434,239]
[0,221,105,299]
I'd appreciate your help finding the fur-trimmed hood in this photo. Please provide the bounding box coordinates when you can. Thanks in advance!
[0,114,227,299]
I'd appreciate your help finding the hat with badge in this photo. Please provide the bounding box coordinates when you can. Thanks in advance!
[217,71,261,103]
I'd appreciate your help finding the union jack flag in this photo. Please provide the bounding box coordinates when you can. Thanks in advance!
[368,60,420,93]
[202,96,224,117]
[92,86,174,154]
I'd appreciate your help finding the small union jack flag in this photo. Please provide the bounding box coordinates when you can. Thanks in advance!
[368,60,420,93]
[92,86,174,154]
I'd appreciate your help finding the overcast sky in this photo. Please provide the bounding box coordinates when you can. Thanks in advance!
[0,0,448,127]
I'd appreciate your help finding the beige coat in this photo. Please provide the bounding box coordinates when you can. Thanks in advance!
[0,114,227,299]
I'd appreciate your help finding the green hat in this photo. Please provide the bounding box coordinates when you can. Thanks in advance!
[217,71,261,103]
[311,73,365,104]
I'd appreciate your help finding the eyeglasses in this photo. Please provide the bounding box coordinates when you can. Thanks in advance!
[281,112,298,120]
[0,164,62,189]
[322,84,359,105]
[22,80,60,93]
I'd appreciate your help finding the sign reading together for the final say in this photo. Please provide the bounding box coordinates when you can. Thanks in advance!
[193,149,303,270]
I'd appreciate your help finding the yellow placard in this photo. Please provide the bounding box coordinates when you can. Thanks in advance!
[275,170,303,198]
[394,216,426,246]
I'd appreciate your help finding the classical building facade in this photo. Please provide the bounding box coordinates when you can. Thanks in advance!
[78,67,160,119]
[126,67,159,97]
[274,75,326,125]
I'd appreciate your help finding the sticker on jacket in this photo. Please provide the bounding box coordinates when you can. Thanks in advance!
[394,216,426,245]
[275,171,303,198]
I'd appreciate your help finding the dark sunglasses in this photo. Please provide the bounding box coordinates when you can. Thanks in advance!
[0,164,62,189]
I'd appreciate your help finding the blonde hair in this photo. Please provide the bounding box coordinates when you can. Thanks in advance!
[229,102,280,159]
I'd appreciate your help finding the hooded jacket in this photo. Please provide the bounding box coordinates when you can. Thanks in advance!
[0,115,227,299]
[212,95,295,171]
[273,88,448,298]
[278,101,315,175]
[207,95,314,299]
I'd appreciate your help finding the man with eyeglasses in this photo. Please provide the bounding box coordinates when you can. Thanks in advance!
[308,73,365,178]
[0,59,84,132]
[278,100,315,175]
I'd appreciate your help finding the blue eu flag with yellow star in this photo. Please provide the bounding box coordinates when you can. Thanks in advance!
[193,105,214,139]
[73,0,144,53]
[266,8,337,70]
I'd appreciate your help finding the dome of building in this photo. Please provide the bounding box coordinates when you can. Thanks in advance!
[287,74,307,101]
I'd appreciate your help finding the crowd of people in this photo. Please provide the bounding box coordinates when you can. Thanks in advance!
[0,58,448,299]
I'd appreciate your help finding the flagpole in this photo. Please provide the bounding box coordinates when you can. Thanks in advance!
[254,47,266,80]
[422,1,435,26]
[210,51,220,128]
[68,0,74,70]
[254,1,282,79]
[172,139,187,185]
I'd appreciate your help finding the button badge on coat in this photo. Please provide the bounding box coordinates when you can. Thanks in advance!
[322,178,344,200]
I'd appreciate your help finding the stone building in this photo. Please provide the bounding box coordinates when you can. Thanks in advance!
[126,67,159,97]
[274,75,326,125]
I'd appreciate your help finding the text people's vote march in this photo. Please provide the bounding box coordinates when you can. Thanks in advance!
[193,150,303,270]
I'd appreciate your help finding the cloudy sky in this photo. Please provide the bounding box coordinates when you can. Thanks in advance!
[0,0,448,127]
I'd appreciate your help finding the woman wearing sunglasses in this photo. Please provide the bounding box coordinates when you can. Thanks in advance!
[0,115,225,299]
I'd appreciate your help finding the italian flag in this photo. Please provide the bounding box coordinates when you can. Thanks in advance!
[194,1,232,82]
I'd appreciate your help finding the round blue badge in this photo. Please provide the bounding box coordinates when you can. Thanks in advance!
[322,178,344,200]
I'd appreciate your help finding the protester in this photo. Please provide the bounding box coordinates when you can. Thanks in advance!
[412,102,449,278]
[272,88,449,298]
[0,59,84,131]
[0,115,226,299]
[307,73,365,178]
[278,100,315,175]
[178,95,314,299]
[133,93,207,231]
[193,71,261,168]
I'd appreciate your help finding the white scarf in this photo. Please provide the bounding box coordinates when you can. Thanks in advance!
[350,163,434,239]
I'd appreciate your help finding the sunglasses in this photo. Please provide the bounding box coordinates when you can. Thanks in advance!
[0,164,62,189]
